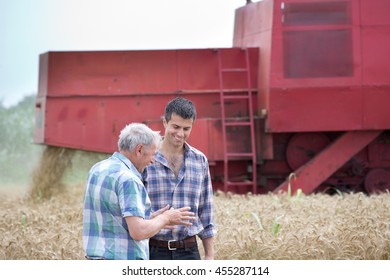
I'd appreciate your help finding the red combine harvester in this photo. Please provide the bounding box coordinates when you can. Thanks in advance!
[34,0,390,195]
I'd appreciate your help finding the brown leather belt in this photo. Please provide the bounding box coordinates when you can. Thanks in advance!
[149,236,197,250]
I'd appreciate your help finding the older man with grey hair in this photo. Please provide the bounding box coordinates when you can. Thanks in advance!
[83,123,195,260]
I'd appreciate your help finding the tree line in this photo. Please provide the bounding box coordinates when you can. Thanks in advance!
[0,94,43,186]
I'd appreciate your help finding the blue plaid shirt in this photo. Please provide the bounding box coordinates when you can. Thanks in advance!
[83,152,151,260]
[143,143,216,241]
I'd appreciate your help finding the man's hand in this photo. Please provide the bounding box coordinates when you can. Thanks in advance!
[150,204,171,219]
[164,206,196,226]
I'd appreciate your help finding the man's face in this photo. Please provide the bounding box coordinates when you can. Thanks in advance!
[163,112,193,148]
[137,142,158,173]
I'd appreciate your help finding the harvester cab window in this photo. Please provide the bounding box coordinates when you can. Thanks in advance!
[281,1,353,78]
[282,1,351,25]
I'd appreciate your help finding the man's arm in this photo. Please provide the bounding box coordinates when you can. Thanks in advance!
[202,237,214,260]
[198,160,216,260]
[125,207,195,241]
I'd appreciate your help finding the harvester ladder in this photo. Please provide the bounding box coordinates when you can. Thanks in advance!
[217,48,257,194]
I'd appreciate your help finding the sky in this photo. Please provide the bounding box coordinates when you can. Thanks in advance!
[0,0,248,107]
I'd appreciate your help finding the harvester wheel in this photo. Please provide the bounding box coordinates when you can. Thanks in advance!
[364,168,390,194]
[286,132,330,171]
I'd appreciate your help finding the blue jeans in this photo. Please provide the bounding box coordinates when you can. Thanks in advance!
[149,245,201,260]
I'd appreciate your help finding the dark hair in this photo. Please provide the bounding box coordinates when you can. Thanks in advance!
[164,97,196,122]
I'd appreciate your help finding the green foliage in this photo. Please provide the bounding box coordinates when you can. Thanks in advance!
[0,94,44,186]
[250,212,264,230]
[271,215,283,236]
[295,188,303,201]
[21,211,27,227]
[287,172,303,201]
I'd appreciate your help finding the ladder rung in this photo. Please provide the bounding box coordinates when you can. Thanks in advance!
[221,68,248,72]
[226,152,255,157]
[224,121,252,126]
[222,95,250,100]
[226,180,254,186]
[220,88,255,93]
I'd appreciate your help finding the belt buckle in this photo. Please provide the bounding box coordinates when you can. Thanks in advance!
[168,240,177,251]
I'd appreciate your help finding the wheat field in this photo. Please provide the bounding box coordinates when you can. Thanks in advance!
[1,181,390,260]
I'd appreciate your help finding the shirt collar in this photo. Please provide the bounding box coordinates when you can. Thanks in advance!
[155,142,191,162]
[112,151,142,179]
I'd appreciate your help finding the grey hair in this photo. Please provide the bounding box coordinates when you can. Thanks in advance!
[117,123,161,152]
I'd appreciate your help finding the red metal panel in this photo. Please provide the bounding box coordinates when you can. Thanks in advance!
[233,0,274,45]
[361,26,390,85]
[45,49,259,97]
[176,50,219,90]
[359,0,390,128]
[360,0,390,26]
[267,87,363,132]
[44,97,117,153]
[47,51,180,95]
[363,88,390,129]
[233,5,245,46]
